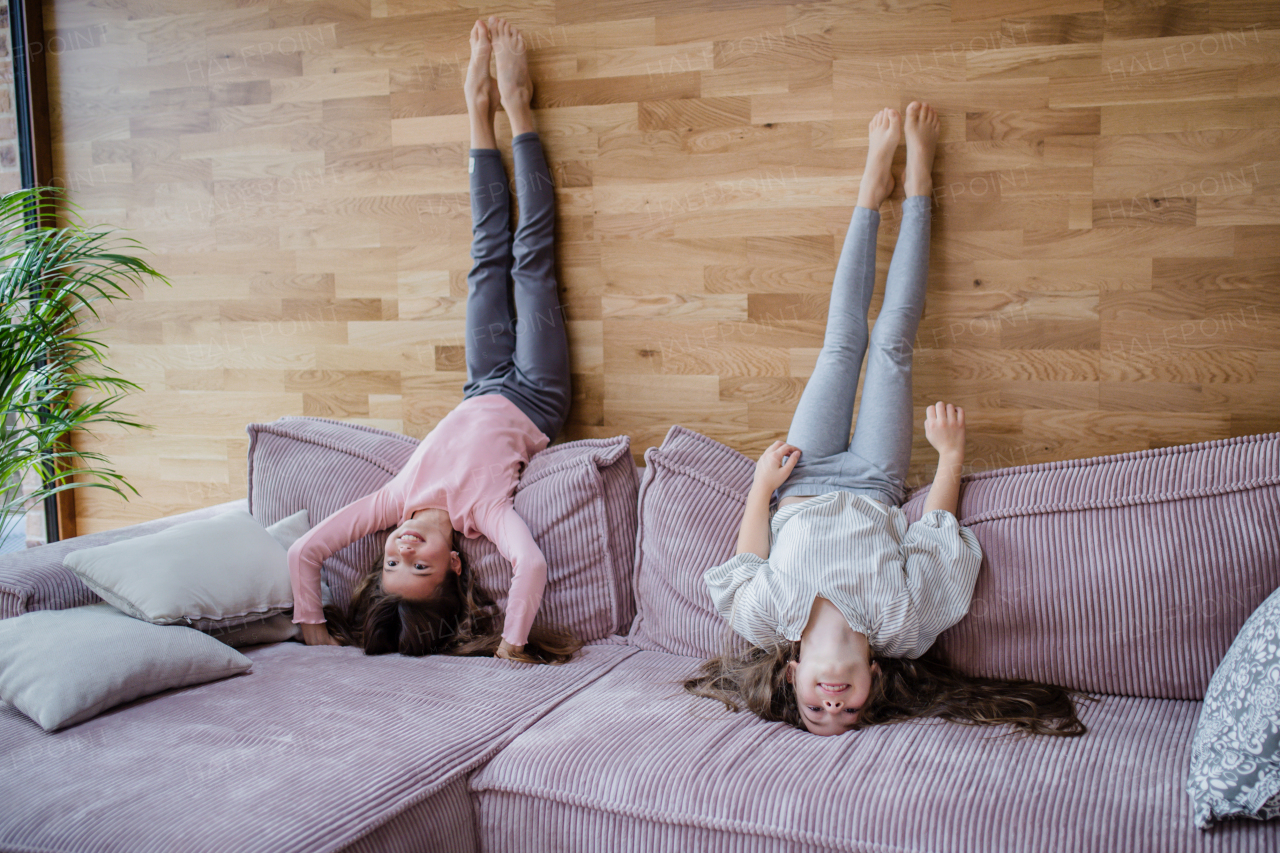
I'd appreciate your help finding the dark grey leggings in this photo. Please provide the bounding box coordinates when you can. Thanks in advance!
[776,195,931,507]
[461,132,571,441]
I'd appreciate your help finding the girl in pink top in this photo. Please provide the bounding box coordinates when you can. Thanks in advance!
[288,18,578,663]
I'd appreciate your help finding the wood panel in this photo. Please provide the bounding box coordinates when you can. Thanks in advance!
[41,0,1280,533]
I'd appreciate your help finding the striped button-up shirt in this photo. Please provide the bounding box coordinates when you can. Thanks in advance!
[704,492,983,659]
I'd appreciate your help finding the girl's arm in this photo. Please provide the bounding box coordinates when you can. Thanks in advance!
[736,440,800,559]
[921,402,964,516]
[484,503,548,658]
[289,488,399,644]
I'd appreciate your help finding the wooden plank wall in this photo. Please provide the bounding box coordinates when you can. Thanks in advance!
[43,0,1280,534]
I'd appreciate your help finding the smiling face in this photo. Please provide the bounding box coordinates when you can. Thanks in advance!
[787,655,881,736]
[381,514,461,601]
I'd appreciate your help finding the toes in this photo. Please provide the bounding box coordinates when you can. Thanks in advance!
[471,19,492,57]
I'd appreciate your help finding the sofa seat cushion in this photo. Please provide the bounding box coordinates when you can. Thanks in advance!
[628,426,1280,700]
[246,417,639,642]
[471,650,1280,853]
[0,641,636,853]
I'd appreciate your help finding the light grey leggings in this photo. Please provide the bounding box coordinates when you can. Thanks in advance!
[775,194,931,508]
[462,132,571,441]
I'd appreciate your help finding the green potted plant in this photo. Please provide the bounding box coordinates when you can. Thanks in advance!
[1,185,168,548]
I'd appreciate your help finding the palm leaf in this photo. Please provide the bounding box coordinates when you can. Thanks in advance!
[0,185,168,523]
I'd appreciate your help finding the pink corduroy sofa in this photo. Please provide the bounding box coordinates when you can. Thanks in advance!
[1,416,1278,853]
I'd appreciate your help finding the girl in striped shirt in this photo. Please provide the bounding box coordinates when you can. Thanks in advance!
[687,104,1085,737]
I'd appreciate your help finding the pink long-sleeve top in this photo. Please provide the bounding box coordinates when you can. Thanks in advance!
[287,394,550,647]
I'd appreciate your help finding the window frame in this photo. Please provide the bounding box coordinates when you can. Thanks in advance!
[10,0,70,542]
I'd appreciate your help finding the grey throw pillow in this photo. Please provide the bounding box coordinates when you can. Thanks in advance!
[207,612,300,648]
[264,508,311,551]
[200,509,311,647]
[0,603,252,731]
[63,509,305,632]
[1187,584,1280,829]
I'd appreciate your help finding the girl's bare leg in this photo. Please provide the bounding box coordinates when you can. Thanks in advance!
[465,19,499,150]
[491,16,535,136]
[902,100,939,198]
[855,107,900,211]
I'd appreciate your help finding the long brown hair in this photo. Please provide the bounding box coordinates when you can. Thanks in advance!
[323,533,581,665]
[684,640,1089,737]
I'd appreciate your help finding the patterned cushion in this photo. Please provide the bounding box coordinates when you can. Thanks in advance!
[1186,584,1280,829]
[246,417,639,643]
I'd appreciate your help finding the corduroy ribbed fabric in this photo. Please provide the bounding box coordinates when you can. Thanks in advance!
[628,427,755,658]
[246,417,639,643]
[0,499,246,619]
[628,426,1280,699]
[903,431,1280,699]
[335,774,476,853]
[472,650,1280,853]
[461,436,640,641]
[247,416,419,618]
[0,641,637,853]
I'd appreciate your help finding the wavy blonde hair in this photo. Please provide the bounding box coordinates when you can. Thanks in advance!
[684,640,1089,737]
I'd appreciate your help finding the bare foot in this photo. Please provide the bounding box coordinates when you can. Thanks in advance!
[490,16,535,135]
[856,107,900,211]
[465,20,498,149]
[903,101,939,198]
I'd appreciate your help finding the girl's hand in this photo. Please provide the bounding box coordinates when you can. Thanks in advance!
[924,402,965,461]
[300,622,342,646]
[754,440,801,493]
[495,640,524,660]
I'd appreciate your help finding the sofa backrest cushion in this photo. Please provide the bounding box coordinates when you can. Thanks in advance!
[908,431,1280,700]
[628,426,1280,700]
[246,417,639,643]
[627,426,753,659]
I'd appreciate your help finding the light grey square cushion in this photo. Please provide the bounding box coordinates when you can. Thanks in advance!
[1187,584,1280,828]
[264,508,310,551]
[63,509,306,632]
[0,602,252,731]
[198,509,310,647]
